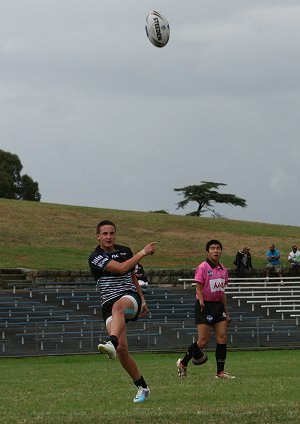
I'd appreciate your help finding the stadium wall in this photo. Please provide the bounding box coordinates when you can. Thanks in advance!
[0,267,298,288]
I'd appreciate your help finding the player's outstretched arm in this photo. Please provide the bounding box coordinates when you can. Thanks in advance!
[106,242,157,274]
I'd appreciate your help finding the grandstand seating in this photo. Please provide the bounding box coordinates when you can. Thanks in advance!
[0,276,299,356]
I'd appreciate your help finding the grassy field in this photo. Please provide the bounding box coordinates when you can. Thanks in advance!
[1,350,299,424]
[1,198,300,270]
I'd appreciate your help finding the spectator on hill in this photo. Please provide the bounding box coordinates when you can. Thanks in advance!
[265,243,284,283]
[288,245,300,273]
[233,247,253,276]
[134,262,148,290]
[176,239,235,380]
[88,219,157,403]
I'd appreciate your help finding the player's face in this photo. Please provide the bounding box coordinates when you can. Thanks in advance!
[207,244,222,263]
[96,225,116,251]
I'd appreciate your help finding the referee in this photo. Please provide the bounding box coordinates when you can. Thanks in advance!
[176,239,235,379]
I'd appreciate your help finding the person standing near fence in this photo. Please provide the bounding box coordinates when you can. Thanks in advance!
[176,239,235,379]
[265,243,284,283]
[89,219,157,403]
[234,247,253,276]
[134,262,149,290]
[288,245,300,273]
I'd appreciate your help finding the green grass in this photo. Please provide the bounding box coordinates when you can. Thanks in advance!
[1,351,299,423]
[1,198,300,270]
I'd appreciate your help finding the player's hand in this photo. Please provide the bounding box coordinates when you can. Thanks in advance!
[142,242,158,256]
[139,302,149,317]
[226,314,231,325]
[200,301,205,311]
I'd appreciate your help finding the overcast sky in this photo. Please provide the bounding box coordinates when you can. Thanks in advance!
[1,1,300,226]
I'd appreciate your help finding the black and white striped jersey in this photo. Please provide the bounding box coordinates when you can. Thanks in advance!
[89,244,137,306]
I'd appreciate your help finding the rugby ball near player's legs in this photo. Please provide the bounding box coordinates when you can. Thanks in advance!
[145,10,170,48]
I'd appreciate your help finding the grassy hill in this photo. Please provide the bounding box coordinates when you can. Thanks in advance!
[1,198,299,271]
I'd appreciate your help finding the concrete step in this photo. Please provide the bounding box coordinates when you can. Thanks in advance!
[0,268,25,275]
[0,269,28,289]
[0,274,27,281]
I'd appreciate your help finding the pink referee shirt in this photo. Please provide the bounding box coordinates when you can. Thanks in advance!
[194,260,228,302]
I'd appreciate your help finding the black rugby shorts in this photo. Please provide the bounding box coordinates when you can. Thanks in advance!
[102,291,141,323]
[195,300,227,325]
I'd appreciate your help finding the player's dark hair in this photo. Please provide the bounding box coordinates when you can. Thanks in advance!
[96,220,116,234]
[206,239,223,251]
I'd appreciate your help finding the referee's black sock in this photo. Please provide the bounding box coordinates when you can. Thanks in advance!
[216,343,227,373]
[108,335,118,349]
[181,342,204,366]
[193,345,205,360]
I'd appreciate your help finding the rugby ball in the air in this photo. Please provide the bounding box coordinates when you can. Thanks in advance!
[145,10,170,48]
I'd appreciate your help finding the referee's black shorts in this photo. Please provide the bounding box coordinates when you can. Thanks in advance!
[195,300,227,325]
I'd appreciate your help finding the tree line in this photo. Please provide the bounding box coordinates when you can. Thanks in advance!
[1,150,247,217]
[0,150,41,201]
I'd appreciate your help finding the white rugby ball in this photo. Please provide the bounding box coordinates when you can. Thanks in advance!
[145,10,170,48]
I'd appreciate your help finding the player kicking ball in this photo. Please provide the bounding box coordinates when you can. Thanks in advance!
[177,239,235,379]
[89,220,157,403]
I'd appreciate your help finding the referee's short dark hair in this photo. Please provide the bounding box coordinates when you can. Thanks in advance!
[96,220,116,234]
[206,239,223,251]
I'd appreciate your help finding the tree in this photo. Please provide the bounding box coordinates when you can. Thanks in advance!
[0,149,41,201]
[17,174,41,201]
[0,167,15,199]
[174,181,247,217]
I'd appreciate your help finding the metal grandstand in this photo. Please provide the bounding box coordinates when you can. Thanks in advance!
[0,275,299,357]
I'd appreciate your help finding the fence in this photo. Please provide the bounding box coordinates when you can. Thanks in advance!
[1,276,300,357]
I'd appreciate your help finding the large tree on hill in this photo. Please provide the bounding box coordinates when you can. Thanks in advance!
[0,149,41,201]
[174,181,247,217]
